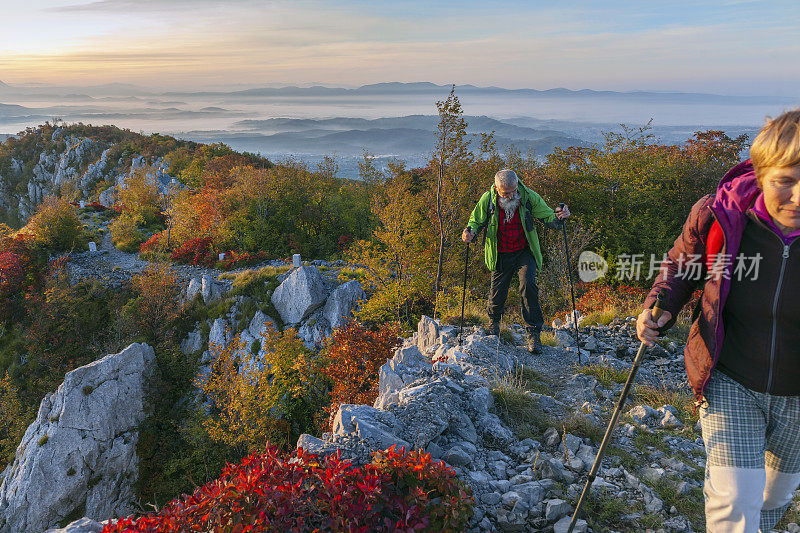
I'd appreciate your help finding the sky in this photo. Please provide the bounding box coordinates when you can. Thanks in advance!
[1,0,799,95]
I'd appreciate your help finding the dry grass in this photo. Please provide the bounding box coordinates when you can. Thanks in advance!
[579,307,617,327]
[490,365,554,440]
[540,331,558,347]
[576,363,629,388]
[634,383,698,426]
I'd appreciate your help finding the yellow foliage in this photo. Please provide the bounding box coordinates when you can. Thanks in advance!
[199,326,328,452]
[109,213,144,252]
[27,196,83,251]
[0,373,30,467]
[119,167,161,225]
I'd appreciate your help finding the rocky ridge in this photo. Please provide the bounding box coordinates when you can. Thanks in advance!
[298,316,714,532]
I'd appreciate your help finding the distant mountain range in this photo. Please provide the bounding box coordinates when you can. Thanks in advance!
[179,114,589,160]
[163,82,797,105]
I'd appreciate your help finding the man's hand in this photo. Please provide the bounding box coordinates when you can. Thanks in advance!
[462,227,474,243]
[555,204,571,219]
[636,308,673,347]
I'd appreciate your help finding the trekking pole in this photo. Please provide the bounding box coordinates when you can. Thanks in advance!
[458,235,471,345]
[566,289,669,533]
[558,203,582,364]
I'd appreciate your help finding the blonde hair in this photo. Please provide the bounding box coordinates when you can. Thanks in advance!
[751,108,800,184]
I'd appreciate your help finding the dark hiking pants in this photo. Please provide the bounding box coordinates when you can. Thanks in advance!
[487,248,544,332]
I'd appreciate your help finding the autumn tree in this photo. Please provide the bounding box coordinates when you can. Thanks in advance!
[322,321,401,429]
[350,158,431,323]
[26,196,84,251]
[201,327,328,453]
[432,86,472,299]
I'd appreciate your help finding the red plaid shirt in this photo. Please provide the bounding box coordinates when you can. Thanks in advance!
[497,200,527,252]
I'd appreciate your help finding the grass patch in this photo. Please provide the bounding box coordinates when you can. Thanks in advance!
[645,479,705,531]
[606,445,638,472]
[561,414,603,443]
[499,328,515,345]
[491,371,553,441]
[633,383,698,426]
[337,267,367,283]
[494,365,551,395]
[541,331,558,347]
[222,265,289,298]
[580,489,633,531]
[579,308,617,327]
[664,315,692,344]
[632,431,671,454]
[220,266,286,329]
[38,435,49,446]
[576,363,629,388]
[776,491,800,530]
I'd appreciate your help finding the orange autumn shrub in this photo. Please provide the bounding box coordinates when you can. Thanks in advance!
[322,322,402,430]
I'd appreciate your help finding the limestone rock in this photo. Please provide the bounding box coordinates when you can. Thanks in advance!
[322,280,365,329]
[545,499,572,522]
[555,516,587,533]
[247,310,274,340]
[180,326,204,355]
[417,315,440,354]
[186,277,202,301]
[208,318,230,353]
[0,343,155,533]
[270,266,328,324]
[44,517,104,533]
[201,274,225,303]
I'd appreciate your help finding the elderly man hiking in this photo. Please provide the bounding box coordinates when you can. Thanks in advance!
[462,169,570,353]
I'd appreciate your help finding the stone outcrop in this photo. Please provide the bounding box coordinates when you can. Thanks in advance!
[185,275,228,304]
[294,317,712,532]
[44,517,104,533]
[322,280,365,330]
[270,266,328,324]
[0,343,155,533]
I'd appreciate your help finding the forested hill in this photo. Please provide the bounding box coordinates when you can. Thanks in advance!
[0,123,270,229]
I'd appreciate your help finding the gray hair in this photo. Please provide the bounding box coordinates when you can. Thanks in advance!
[494,169,518,189]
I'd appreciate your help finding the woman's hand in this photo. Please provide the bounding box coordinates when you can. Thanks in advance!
[636,308,673,347]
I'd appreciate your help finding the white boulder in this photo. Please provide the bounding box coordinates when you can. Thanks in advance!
[0,343,155,533]
[270,266,328,324]
[322,280,365,330]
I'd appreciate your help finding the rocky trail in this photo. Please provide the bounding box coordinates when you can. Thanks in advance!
[6,233,800,532]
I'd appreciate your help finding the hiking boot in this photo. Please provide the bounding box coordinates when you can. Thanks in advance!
[527,329,542,354]
[487,319,500,336]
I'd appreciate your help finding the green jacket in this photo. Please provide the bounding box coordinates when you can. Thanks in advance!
[466,180,561,271]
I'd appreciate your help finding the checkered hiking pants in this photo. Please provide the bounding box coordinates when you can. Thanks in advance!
[699,371,800,532]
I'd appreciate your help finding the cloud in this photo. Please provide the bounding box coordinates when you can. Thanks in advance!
[3,1,799,94]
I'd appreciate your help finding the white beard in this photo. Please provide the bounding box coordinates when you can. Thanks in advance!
[498,192,521,222]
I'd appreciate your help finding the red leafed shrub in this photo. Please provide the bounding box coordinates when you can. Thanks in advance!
[215,250,271,270]
[87,201,107,212]
[338,233,353,252]
[170,237,214,266]
[102,444,473,533]
[322,322,401,430]
[139,233,161,254]
[0,234,45,323]
[576,283,648,315]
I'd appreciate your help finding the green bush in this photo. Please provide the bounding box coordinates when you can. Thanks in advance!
[109,214,144,252]
[27,196,85,251]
